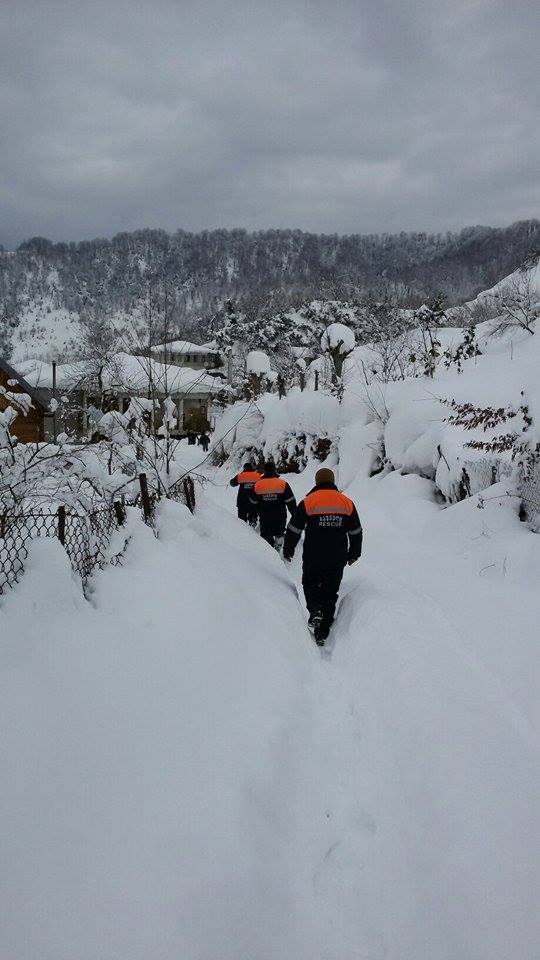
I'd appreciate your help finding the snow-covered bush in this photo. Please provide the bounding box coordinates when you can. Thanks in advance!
[0,382,192,514]
[408,296,447,378]
[212,391,342,471]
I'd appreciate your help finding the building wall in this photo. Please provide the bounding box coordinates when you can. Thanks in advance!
[182,397,211,432]
[154,350,220,370]
[0,370,45,443]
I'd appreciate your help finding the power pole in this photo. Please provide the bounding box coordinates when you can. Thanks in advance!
[52,360,57,442]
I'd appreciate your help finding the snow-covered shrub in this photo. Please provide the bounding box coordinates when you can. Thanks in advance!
[443,325,482,373]
[212,391,342,471]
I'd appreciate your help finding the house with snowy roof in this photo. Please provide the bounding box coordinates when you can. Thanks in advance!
[18,352,219,439]
[0,357,52,443]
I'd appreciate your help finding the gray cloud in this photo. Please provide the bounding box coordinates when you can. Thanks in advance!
[1,0,538,247]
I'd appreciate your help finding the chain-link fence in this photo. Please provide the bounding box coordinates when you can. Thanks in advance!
[444,453,540,534]
[516,459,540,533]
[449,457,514,503]
[0,473,197,594]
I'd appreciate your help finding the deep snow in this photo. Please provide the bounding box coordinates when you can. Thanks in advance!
[2,443,539,959]
[3,261,540,958]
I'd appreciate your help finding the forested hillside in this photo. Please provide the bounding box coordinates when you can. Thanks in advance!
[1,221,538,344]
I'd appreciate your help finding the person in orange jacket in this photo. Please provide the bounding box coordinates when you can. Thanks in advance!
[229,462,263,525]
[249,461,296,549]
[283,468,362,645]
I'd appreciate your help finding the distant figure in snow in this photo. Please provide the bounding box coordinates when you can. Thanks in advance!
[283,468,362,645]
[187,430,197,445]
[249,461,296,550]
[198,432,210,453]
[229,462,262,525]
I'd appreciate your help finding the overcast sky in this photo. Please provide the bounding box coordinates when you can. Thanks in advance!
[1,0,538,248]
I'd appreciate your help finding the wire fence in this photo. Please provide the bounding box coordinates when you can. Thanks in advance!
[516,459,540,533]
[444,453,540,533]
[450,457,514,503]
[0,473,196,595]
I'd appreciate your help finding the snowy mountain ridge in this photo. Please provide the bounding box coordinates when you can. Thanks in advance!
[2,219,539,362]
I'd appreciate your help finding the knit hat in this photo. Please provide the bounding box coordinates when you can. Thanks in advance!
[264,460,278,476]
[315,468,335,485]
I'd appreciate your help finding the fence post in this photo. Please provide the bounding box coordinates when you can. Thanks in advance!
[139,473,152,523]
[183,476,196,514]
[114,501,126,527]
[314,370,319,392]
[57,505,66,545]
[0,513,5,539]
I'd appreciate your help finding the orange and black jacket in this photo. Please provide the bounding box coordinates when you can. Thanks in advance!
[284,482,362,566]
[249,474,296,527]
[230,469,263,506]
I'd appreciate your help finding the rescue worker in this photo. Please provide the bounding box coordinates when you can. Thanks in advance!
[230,462,262,525]
[283,468,362,645]
[250,461,296,549]
[198,432,210,453]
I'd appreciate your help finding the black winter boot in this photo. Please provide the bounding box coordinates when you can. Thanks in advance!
[314,619,330,646]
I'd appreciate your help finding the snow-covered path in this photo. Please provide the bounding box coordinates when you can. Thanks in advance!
[207,465,540,959]
[2,462,540,959]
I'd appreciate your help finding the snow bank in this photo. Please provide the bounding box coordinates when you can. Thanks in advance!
[0,501,317,960]
[463,256,540,313]
[340,317,540,504]
[215,314,540,507]
[3,418,540,959]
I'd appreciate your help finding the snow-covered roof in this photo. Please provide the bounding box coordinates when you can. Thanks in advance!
[0,357,50,410]
[151,340,219,356]
[18,352,219,396]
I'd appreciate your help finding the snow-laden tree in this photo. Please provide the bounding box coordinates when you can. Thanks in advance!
[320,322,355,397]
[0,314,12,358]
[0,388,123,511]
[0,378,188,514]
[246,350,272,398]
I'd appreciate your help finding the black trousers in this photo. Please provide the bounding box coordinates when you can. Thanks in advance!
[302,561,345,627]
[238,501,258,525]
[260,518,286,547]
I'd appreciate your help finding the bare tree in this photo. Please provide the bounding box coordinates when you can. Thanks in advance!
[74,314,124,410]
[489,270,539,336]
